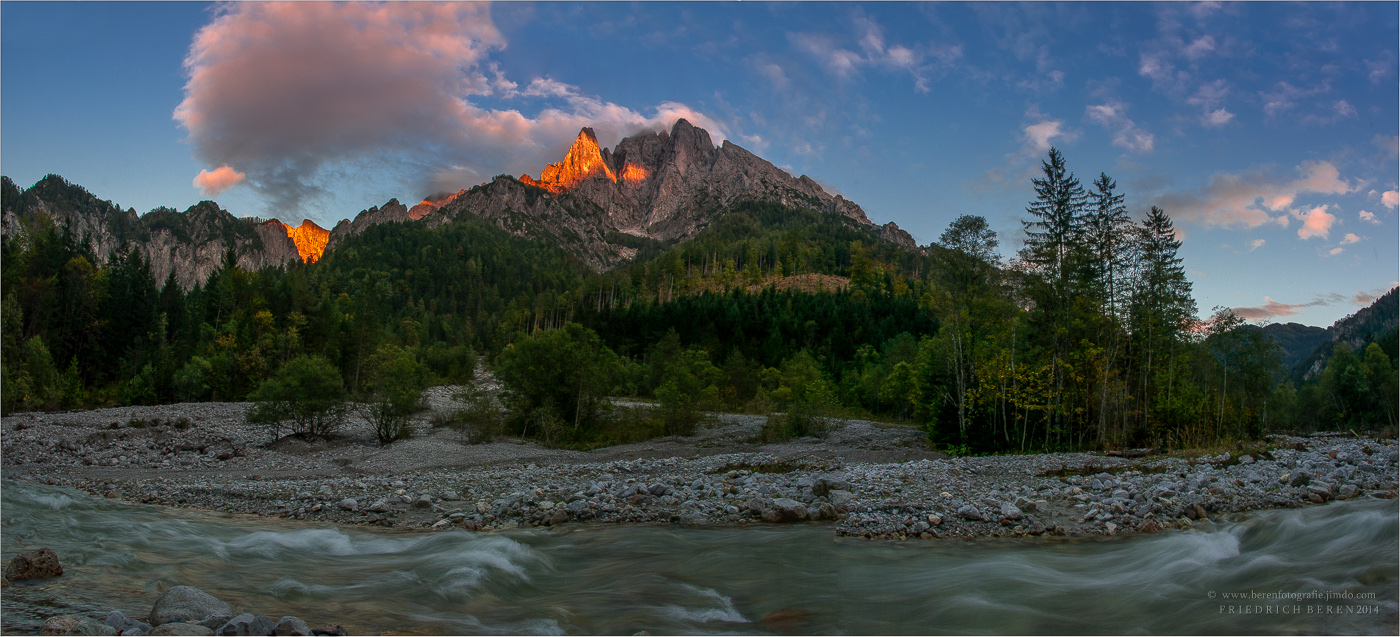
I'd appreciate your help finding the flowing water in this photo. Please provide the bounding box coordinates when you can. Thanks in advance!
[2,480,1395,635]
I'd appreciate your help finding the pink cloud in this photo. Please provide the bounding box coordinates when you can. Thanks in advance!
[1295,204,1336,240]
[1359,210,1380,224]
[1232,296,1304,320]
[193,165,246,195]
[1340,233,1362,245]
[1022,119,1075,155]
[1154,160,1354,230]
[1383,190,1399,209]
[175,2,726,213]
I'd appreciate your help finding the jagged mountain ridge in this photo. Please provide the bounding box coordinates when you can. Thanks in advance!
[2,120,915,286]
[1,175,318,289]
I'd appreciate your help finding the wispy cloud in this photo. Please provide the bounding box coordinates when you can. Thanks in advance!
[1248,238,1265,252]
[1187,79,1234,127]
[1085,101,1154,152]
[1232,291,1349,320]
[788,13,959,93]
[1359,210,1381,224]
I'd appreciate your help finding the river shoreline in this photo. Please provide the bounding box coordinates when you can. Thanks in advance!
[3,391,1397,543]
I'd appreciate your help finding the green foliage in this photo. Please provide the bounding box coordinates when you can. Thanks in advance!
[654,347,722,435]
[763,351,839,440]
[447,383,504,444]
[360,345,427,444]
[245,354,347,440]
[174,356,214,402]
[495,323,622,442]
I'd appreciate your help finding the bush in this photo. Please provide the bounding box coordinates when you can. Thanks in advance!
[424,344,477,384]
[654,348,722,436]
[173,356,214,402]
[245,355,347,440]
[762,351,839,440]
[360,346,427,445]
[495,323,621,442]
[449,383,504,444]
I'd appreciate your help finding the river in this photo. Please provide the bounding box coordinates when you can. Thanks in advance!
[1,480,1395,635]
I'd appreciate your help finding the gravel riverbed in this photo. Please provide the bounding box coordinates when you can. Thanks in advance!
[3,386,1397,541]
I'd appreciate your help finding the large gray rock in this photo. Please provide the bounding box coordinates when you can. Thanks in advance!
[105,610,152,635]
[63,617,118,636]
[273,617,310,637]
[957,505,983,521]
[827,490,856,509]
[1000,501,1025,521]
[217,613,275,636]
[768,498,809,522]
[149,586,234,627]
[811,475,852,497]
[149,624,215,636]
[5,547,64,580]
[336,498,357,511]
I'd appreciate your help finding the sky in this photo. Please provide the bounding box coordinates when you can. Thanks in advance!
[2,2,1396,328]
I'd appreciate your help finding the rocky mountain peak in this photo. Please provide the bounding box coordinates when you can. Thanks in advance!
[523,127,617,192]
[264,218,330,263]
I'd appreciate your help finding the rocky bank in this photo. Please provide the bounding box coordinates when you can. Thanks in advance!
[3,387,1396,543]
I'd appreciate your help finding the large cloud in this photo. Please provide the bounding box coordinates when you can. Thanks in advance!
[175,2,725,214]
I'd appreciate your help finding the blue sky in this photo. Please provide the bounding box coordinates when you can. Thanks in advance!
[2,2,1396,327]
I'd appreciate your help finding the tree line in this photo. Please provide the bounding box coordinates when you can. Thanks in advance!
[2,151,1394,452]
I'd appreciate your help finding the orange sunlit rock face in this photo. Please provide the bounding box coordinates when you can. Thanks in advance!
[523,127,616,193]
[408,189,465,219]
[620,163,649,183]
[267,219,330,263]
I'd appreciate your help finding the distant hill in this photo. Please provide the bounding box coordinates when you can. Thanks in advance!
[1291,287,1399,382]
[1257,322,1330,370]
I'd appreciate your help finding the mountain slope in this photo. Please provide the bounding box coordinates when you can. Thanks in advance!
[1295,287,1399,381]
[2,120,918,285]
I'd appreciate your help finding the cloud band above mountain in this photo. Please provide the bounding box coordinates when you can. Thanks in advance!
[174,2,725,213]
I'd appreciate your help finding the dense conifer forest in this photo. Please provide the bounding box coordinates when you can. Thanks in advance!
[3,149,1395,452]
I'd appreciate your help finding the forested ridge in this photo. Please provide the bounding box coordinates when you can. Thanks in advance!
[3,149,1395,452]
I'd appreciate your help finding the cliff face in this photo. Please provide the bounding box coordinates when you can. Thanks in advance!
[1,175,305,289]
[445,119,915,268]
[2,120,917,283]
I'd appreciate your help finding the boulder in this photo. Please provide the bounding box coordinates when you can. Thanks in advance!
[1013,496,1037,513]
[1289,471,1311,487]
[336,499,357,511]
[150,624,214,636]
[106,610,152,635]
[5,547,64,580]
[957,505,983,521]
[274,617,310,637]
[811,475,852,497]
[149,586,234,627]
[767,498,809,522]
[1238,454,1255,464]
[1000,501,1025,521]
[1337,484,1360,499]
[827,490,856,509]
[368,500,392,513]
[40,616,83,636]
[413,495,433,509]
[217,613,275,636]
[195,616,231,631]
